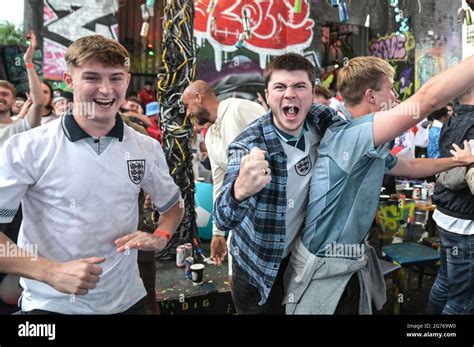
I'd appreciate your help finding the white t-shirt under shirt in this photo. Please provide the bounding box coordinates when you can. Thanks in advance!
[0,114,181,313]
[276,123,320,258]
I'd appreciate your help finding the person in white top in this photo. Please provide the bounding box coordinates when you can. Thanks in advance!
[0,34,184,314]
[0,32,46,307]
[182,81,265,273]
[0,32,44,146]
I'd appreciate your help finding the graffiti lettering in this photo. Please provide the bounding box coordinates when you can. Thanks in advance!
[194,0,314,71]
[370,33,409,61]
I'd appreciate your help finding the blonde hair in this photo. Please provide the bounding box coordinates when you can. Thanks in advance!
[337,56,394,106]
[65,35,129,71]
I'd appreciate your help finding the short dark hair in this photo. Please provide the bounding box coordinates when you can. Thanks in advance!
[263,53,315,89]
[429,107,448,121]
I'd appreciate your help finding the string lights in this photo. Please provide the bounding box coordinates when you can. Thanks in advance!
[390,0,410,37]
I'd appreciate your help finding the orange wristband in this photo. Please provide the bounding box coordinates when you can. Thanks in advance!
[154,229,171,241]
[25,63,34,70]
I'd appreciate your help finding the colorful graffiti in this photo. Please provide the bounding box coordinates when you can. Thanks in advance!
[393,65,413,101]
[194,0,314,71]
[43,0,119,80]
[415,31,460,91]
[370,32,415,101]
[369,32,415,61]
[377,201,415,237]
[321,24,355,66]
[319,23,357,89]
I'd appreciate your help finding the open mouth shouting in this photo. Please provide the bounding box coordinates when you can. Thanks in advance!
[93,98,115,108]
[282,104,300,121]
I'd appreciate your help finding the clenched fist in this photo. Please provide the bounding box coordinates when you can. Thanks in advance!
[234,147,271,201]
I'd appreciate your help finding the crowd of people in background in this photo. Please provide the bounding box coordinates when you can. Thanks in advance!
[0,31,473,316]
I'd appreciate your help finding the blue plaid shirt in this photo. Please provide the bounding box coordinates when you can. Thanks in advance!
[213,104,339,304]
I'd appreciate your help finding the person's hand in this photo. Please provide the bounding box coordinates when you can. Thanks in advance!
[451,140,474,165]
[234,147,271,201]
[210,235,227,266]
[17,98,32,119]
[23,32,37,64]
[200,151,209,162]
[115,231,168,252]
[47,257,105,295]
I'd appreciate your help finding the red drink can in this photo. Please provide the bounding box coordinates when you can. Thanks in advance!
[176,245,186,267]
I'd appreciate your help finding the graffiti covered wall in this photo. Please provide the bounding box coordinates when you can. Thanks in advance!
[415,30,461,91]
[370,31,416,101]
[412,0,462,91]
[43,0,119,80]
[193,0,368,101]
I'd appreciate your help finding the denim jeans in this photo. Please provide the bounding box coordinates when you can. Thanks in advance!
[427,226,474,314]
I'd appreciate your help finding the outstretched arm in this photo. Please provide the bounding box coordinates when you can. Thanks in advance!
[23,32,45,128]
[373,55,474,146]
[389,141,474,178]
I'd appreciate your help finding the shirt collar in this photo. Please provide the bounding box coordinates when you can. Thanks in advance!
[274,121,308,144]
[62,112,124,142]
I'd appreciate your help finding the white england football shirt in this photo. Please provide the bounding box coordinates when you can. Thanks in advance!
[0,113,181,314]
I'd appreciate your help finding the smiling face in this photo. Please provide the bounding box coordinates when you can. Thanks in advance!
[265,69,313,137]
[0,86,14,114]
[64,60,130,123]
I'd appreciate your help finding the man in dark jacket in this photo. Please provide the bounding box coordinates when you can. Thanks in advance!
[428,87,474,315]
